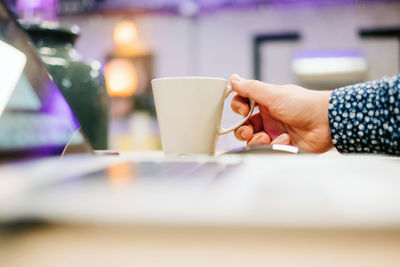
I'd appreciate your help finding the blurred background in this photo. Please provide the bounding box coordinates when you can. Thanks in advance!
[5,0,400,152]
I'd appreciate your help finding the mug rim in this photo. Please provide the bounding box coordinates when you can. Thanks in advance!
[152,76,227,82]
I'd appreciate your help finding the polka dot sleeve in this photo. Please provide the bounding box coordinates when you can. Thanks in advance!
[328,74,400,155]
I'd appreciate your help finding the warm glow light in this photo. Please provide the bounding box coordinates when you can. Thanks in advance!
[107,162,135,187]
[104,59,138,97]
[113,21,138,46]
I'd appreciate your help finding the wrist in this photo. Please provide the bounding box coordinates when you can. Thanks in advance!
[317,90,334,151]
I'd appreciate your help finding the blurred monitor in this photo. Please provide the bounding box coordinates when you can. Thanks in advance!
[0,1,91,161]
[292,50,368,88]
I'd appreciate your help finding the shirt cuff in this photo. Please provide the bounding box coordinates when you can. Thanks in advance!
[328,77,399,154]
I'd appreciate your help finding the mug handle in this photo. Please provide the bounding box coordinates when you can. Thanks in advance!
[218,86,255,135]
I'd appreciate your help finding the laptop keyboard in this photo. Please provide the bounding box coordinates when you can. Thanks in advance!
[0,113,75,149]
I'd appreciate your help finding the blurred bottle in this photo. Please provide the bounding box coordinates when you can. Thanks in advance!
[22,22,109,149]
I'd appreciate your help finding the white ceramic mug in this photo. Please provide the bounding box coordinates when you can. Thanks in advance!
[152,77,255,156]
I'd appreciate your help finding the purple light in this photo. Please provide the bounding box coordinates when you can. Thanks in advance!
[17,0,58,21]
[294,50,365,59]
[41,80,80,129]
[18,0,42,9]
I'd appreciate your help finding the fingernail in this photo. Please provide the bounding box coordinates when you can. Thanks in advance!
[238,107,245,116]
[231,74,241,82]
[257,134,266,142]
[276,134,288,143]
[240,131,246,140]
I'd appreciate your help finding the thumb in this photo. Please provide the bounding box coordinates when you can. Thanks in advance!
[230,74,280,107]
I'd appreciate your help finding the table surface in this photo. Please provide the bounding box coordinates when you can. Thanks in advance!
[1,150,400,267]
[1,224,400,267]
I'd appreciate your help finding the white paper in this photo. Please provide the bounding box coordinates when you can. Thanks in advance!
[0,40,27,116]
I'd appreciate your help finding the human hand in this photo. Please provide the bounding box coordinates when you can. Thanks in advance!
[230,74,334,153]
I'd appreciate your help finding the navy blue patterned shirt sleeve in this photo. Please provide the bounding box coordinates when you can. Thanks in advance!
[328,74,400,155]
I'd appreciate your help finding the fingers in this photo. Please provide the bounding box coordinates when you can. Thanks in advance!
[231,94,250,116]
[234,122,253,141]
[234,113,264,141]
[270,133,291,145]
[247,131,271,146]
[230,74,280,107]
[247,132,291,146]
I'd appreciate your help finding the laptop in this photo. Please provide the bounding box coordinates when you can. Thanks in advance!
[1,1,400,228]
[0,1,93,161]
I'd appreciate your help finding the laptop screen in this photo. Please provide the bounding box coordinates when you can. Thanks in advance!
[0,1,91,161]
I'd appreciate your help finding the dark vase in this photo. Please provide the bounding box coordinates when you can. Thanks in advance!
[22,21,109,150]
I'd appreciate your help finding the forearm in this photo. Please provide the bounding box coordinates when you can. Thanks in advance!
[328,74,400,155]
